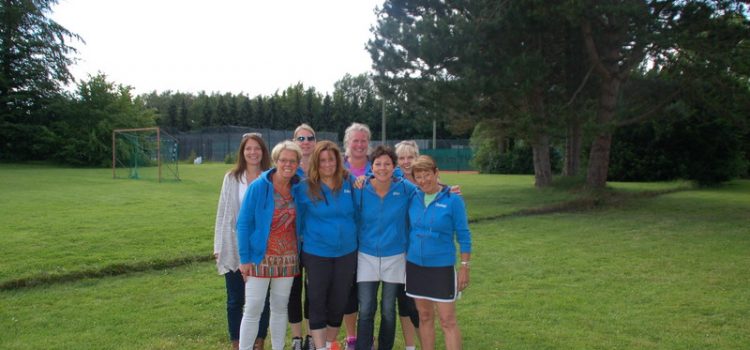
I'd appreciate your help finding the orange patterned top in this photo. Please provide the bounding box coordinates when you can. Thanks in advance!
[249,190,299,277]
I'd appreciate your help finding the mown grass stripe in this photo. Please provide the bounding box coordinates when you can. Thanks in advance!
[0,254,213,291]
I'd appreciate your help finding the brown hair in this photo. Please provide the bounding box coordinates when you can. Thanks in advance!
[370,145,397,167]
[231,133,271,181]
[411,155,438,174]
[307,140,348,202]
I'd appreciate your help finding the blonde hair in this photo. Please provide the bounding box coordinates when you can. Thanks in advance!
[294,123,316,138]
[343,122,371,157]
[307,141,348,202]
[271,140,303,165]
[411,155,438,174]
[395,140,420,157]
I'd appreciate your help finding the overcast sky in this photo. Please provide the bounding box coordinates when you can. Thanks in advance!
[51,0,383,96]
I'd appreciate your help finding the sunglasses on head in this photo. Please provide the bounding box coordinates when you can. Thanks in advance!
[296,135,315,142]
[243,132,262,139]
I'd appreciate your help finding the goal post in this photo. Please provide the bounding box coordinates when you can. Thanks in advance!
[112,127,180,182]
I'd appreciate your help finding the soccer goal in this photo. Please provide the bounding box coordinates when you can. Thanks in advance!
[112,127,180,182]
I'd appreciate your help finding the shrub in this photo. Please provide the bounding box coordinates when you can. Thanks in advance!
[470,120,561,174]
[224,153,234,164]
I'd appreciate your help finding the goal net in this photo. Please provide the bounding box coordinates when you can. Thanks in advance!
[112,127,180,182]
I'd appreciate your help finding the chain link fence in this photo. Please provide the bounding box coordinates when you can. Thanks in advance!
[173,127,473,170]
[173,126,338,162]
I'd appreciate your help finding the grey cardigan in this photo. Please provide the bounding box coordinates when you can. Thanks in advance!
[213,172,243,275]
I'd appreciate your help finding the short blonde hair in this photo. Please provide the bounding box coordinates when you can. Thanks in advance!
[395,140,420,157]
[411,155,438,174]
[343,122,371,157]
[271,140,303,165]
[294,123,316,138]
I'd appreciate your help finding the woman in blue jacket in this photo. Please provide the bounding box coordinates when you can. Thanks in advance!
[354,145,417,350]
[236,140,303,350]
[406,155,471,350]
[295,140,358,350]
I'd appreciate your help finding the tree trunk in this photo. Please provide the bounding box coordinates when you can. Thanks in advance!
[586,133,612,187]
[563,118,582,176]
[529,87,552,188]
[586,77,621,188]
[532,134,553,187]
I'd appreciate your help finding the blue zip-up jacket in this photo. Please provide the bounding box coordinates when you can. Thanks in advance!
[355,176,418,257]
[407,185,471,267]
[393,166,404,179]
[236,168,302,264]
[295,175,358,258]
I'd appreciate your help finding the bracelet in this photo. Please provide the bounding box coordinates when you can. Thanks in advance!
[460,261,470,266]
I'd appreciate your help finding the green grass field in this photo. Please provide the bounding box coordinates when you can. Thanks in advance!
[1,163,748,349]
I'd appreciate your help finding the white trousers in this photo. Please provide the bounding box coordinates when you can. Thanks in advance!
[239,276,294,350]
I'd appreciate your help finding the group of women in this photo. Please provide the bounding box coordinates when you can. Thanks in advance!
[214,123,472,350]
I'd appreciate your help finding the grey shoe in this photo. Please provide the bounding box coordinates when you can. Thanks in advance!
[291,337,303,350]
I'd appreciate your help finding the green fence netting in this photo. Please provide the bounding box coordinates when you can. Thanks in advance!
[421,148,474,171]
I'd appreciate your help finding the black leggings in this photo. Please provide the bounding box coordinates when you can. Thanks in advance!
[287,264,310,323]
[302,250,357,330]
[397,284,419,327]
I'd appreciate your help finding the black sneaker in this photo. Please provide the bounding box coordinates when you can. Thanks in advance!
[292,336,303,350]
[303,335,315,350]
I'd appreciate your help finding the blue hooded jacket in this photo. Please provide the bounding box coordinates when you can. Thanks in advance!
[407,185,471,267]
[355,176,418,257]
[393,166,405,179]
[236,168,302,264]
[295,174,358,258]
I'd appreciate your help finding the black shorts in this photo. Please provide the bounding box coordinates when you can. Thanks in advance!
[405,261,456,302]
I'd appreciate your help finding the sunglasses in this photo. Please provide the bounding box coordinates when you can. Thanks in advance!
[295,136,316,142]
[243,132,262,139]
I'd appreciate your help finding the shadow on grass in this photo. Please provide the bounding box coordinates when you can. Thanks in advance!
[469,184,692,224]
[0,254,213,291]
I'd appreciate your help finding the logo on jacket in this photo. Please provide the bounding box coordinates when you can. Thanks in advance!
[435,203,447,208]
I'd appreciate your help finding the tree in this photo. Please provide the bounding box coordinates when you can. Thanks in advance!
[179,96,190,131]
[238,94,254,128]
[166,99,178,129]
[319,93,333,130]
[50,73,156,166]
[214,93,229,126]
[226,93,238,125]
[0,0,81,122]
[576,0,749,187]
[0,0,82,161]
[367,0,583,187]
[254,96,266,127]
[369,0,749,188]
